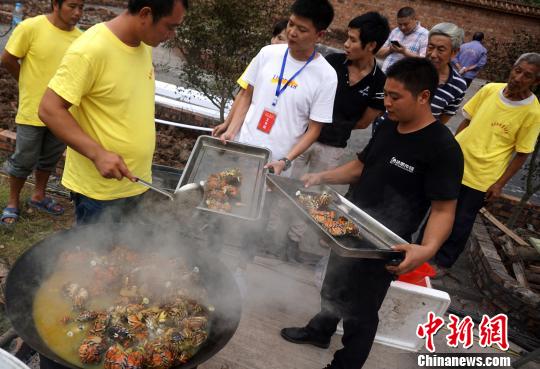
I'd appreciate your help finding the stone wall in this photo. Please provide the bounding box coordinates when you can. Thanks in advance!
[329,0,540,45]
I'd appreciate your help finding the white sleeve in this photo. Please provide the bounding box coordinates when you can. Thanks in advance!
[243,48,265,86]
[309,69,337,123]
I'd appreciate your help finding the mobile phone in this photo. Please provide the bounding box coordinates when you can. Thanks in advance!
[390,40,401,47]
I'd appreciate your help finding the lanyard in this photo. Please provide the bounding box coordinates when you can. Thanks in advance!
[273,48,316,106]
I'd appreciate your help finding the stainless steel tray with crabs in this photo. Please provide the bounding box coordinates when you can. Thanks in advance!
[267,174,405,262]
[176,136,271,221]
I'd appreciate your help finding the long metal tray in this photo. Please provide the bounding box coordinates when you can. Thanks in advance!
[267,174,405,261]
[176,136,271,221]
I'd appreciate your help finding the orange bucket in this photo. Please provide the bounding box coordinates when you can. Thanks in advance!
[398,262,436,287]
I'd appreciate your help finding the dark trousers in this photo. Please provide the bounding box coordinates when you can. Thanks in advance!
[307,252,394,369]
[72,192,143,225]
[434,184,486,268]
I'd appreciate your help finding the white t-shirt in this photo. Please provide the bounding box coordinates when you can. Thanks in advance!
[238,43,337,162]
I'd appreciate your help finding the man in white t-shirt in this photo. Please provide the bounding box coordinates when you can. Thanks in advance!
[220,0,337,175]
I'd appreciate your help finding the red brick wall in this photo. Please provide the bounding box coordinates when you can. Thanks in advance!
[329,0,540,45]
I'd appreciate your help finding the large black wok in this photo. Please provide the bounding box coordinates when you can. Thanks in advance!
[5,223,242,369]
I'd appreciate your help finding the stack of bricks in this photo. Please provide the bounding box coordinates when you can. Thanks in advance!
[468,217,540,333]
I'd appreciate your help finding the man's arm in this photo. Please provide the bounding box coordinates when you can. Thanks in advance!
[455,118,470,135]
[39,88,134,180]
[486,152,529,201]
[266,120,323,175]
[376,46,392,58]
[219,85,253,143]
[1,50,20,81]
[303,158,364,187]
[354,107,383,129]
[387,199,457,275]
[439,114,452,125]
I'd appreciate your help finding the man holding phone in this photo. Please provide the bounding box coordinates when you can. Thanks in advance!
[377,6,428,73]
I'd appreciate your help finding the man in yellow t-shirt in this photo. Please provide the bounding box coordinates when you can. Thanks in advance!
[434,52,540,273]
[39,0,188,225]
[0,0,83,226]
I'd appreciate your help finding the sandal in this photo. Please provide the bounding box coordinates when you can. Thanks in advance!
[27,197,64,216]
[1,207,20,226]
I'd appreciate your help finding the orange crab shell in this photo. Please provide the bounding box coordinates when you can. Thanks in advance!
[79,335,106,364]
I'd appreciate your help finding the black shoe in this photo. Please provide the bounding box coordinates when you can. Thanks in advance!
[280,327,330,349]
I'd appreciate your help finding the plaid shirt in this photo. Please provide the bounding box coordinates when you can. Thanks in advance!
[381,23,429,73]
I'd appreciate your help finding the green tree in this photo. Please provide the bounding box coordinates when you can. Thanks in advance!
[172,0,288,122]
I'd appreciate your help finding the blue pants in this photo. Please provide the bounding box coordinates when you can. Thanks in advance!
[72,192,144,225]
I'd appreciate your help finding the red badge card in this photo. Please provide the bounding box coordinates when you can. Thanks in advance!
[257,108,278,134]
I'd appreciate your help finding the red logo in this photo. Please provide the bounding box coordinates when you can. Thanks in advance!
[479,314,509,350]
[446,314,474,349]
[416,312,445,352]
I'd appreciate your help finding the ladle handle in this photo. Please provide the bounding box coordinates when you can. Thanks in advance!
[135,177,174,201]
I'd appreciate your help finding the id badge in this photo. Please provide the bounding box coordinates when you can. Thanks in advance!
[257,106,278,134]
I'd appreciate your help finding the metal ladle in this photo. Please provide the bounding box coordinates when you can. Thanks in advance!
[135,177,205,207]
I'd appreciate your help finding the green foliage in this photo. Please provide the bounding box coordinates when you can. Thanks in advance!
[172,0,288,122]
[483,30,540,98]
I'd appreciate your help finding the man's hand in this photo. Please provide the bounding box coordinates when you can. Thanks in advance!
[301,172,324,187]
[212,122,229,138]
[386,243,435,275]
[93,149,134,181]
[485,183,503,201]
[217,129,237,144]
[265,160,286,175]
[390,43,406,55]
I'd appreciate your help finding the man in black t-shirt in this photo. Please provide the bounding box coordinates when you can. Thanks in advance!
[281,58,464,369]
[287,12,389,261]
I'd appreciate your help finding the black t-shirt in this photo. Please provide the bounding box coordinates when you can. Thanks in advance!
[318,53,386,148]
[351,120,464,240]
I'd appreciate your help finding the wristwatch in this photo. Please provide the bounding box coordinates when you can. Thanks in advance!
[279,157,292,171]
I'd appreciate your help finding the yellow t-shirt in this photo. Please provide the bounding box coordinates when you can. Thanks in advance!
[5,15,82,126]
[456,83,540,192]
[48,23,155,200]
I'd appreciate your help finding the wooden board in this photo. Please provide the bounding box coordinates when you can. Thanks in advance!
[479,208,529,247]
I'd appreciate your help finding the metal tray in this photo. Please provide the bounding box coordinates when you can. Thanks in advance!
[176,136,271,221]
[267,174,405,261]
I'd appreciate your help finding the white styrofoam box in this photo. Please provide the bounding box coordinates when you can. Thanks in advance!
[0,349,30,369]
[374,280,451,352]
[155,80,231,120]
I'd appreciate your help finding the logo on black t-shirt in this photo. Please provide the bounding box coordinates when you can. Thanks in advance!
[390,156,415,173]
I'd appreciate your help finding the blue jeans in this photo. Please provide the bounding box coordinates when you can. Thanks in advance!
[72,192,144,225]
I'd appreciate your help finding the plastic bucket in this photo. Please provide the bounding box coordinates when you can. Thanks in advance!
[398,262,436,287]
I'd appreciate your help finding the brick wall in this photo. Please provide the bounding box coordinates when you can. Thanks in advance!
[329,0,540,45]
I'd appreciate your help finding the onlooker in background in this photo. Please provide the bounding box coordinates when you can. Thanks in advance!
[0,0,84,227]
[376,6,428,73]
[286,11,390,263]
[38,0,187,228]
[453,32,487,87]
[432,52,540,276]
[373,22,467,132]
[281,57,463,369]
[213,18,289,138]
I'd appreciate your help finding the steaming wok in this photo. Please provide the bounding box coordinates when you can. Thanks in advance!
[5,224,242,369]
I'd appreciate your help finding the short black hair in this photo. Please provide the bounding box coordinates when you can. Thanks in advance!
[272,19,288,37]
[472,32,484,42]
[51,0,64,11]
[397,6,415,18]
[386,57,438,101]
[290,0,334,31]
[128,0,188,23]
[348,12,390,54]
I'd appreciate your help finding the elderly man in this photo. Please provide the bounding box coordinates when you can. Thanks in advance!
[433,52,540,274]
[373,22,467,132]
[453,32,488,88]
[377,6,428,73]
